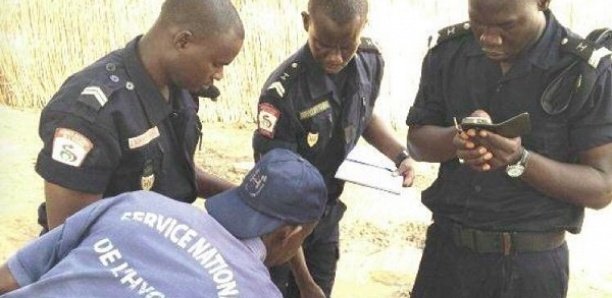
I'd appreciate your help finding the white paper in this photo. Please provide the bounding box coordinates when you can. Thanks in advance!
[335,146,403,195]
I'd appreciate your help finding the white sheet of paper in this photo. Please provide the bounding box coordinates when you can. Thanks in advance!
[334,146,403,195]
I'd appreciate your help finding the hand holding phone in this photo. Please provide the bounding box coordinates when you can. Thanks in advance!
[460,112,531,138]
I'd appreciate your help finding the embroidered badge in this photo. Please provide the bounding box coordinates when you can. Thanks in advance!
[141,159,155,191]
[267,81,286,98]
[307,132,319,148]
[258,103,280,139]
[245,168,267,197]
[51,128,94,167]
[128,126,160,149]
[299,100,331,120]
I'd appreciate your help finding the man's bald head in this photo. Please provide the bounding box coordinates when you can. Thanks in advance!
[308,0,368,25]
[159,0,244,40]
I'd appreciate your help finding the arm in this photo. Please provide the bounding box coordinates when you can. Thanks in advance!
[475,132,612,209]
[195,166,235,198]
[363,114,415,186]
[0,263,18,294]
[44,181,101,230]
[407,124,461,162]
[288,247,325,298]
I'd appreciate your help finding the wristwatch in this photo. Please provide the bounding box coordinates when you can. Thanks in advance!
[506,148,530,178]
[394,149,410,168]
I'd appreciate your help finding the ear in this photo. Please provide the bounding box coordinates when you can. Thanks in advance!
[173,30,194,50]
[301,11,310,33]
[281,225,303,246]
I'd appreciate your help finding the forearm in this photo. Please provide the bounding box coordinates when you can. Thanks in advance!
[195,167,235,198]
[0,262,18,294]
[362,114,406,161]
[522,152,612,209]
[407,125,458,162]
[288,248,317,290]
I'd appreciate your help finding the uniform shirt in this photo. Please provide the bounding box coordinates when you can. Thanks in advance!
[253,39,384,201]
[4,191,281,298]
[406,11,612,233]
[35,36,201,202]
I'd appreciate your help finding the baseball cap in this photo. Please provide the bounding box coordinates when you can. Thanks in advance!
[205,148,328,239]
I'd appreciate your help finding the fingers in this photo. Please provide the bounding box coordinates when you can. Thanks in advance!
[396,159,416,187]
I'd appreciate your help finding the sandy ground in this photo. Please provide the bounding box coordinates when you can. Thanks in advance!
[1,105,611,297]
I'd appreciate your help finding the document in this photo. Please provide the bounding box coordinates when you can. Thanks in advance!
[335,146,403,195]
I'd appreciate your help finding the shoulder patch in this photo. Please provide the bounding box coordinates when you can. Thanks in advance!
[265,61,302,99]
[257,103,280,139]
[358,37,380,54]
[429,22,472,49]
[51,128,93,167]
[561,34,612,68]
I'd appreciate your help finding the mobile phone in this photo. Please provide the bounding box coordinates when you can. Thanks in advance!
[460,113,531,138]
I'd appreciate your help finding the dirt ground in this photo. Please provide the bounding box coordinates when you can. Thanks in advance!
[1,105,611,297]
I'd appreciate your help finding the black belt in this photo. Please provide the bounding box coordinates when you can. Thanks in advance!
[437,218,565,255]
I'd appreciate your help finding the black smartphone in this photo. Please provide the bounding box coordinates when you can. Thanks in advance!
[460,113,531,138]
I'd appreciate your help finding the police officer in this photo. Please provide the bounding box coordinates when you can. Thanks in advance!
[0,149,328,297]
[34,0,244,232]
[406,0,612,297]
[252,0,415,296]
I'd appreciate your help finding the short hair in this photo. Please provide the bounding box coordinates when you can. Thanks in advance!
[308,0,368,24]
[159,0,244,39]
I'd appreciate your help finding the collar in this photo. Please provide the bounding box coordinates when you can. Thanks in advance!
[122,35,172,126]
[300,44,355,103]
[526,10,560,70]
[241,237,267,263]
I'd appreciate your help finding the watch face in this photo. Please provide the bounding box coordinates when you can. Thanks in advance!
[506,165,525,177]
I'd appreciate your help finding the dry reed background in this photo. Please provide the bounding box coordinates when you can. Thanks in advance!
[0,0,610,127]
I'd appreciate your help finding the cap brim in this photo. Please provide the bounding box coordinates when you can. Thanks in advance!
[205,188,284,239]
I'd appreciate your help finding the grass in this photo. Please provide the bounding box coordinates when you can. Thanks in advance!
[0,0,610,127]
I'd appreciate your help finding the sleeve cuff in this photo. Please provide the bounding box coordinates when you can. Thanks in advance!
[35,152,112,194]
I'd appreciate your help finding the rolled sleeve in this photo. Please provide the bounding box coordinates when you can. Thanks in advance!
[405,51,447,127]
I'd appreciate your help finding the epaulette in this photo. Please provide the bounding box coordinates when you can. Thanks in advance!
[358,37,380,54]
[429,21,472,49]
[265,61,303,99]
[561,33,612,69]
[77,62,130,112]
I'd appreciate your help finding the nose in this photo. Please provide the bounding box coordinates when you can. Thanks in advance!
[213,67,224,81]
[327,48,343,64]
[479,29,502,48]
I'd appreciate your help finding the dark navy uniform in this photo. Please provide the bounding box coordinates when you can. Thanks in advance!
[252,38,383,297]
[406,11,612,298]
[36,36,202,230]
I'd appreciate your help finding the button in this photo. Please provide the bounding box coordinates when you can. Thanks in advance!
[561,38,568,45]
[463,23,470,30]
[126,81,134,90]
[291,63,298,68]
[170,112,178,118]
[110,75,120,82]
[474,185,482,192]
[105,63,116,72]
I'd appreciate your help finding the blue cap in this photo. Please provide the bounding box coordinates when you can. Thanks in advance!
[205,148,327,239]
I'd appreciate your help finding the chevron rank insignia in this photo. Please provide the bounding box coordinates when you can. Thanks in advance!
[429,21,472,49]
[267,81,286,98]
[78,86,109,111]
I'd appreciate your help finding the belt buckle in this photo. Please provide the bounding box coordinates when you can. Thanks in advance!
[501,232,512,256]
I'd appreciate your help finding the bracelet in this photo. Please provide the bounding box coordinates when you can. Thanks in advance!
[394,150,410,168]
